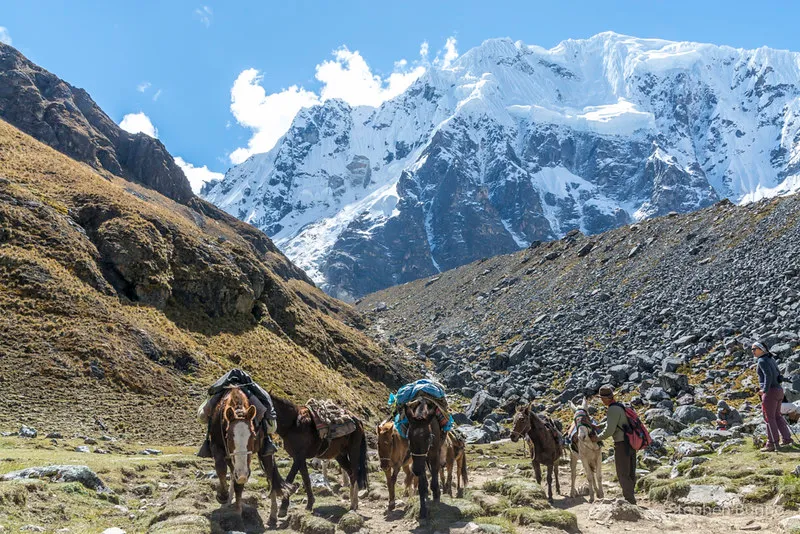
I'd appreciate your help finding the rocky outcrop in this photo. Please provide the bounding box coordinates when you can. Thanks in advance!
[358,193,800,415]
[0,42,193,203]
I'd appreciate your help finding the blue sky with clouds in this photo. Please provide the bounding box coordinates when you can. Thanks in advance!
[1,1,799,190]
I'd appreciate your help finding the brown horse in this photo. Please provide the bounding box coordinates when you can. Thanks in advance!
[271,395,368,519]
[404,397,442,519]
[510,404,563,502]
[377,420,416,510]
[208,388,284,515]
[439,431,468,498]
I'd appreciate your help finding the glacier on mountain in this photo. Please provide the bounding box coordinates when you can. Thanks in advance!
[204,32,800,299]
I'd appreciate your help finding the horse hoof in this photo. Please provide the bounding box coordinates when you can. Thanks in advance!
[456,489,463,498]
[216,493,229,505]
[387,501,395,511]
[267,516,277,528]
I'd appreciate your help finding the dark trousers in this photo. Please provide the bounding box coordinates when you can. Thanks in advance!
[762,386,792,446]
[614,440,636,504]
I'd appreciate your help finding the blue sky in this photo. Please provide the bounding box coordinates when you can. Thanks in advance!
[1,1,799,190]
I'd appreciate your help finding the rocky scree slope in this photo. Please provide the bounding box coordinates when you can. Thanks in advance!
[358,195,800,429]
[207,32,800,300]
[0,50,410,441]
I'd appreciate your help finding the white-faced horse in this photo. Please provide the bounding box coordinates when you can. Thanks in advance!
[568,397,604,502]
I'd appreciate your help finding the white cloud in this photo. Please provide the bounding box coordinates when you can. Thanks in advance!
[137,81,151,93]
[0,27,11,46]
[228,69,319,164]
[227,40,453,164]
[194,6,212,28]
[152,89,162,101]
[315,47,425,107]
[174,156,224,193]
[119,112,158,138]
[440,37,459,68]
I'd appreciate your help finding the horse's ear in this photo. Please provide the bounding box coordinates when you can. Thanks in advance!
[224,406,235,424]
[246,405,257,421]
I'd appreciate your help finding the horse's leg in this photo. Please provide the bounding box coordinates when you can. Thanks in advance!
[554,459,561,495]
[403,463,415,497]
[595,452,604,499]
[430,455,441,503]
[279,459,301,517]
[299,459,315,511]
[213,455,229,504]
[234,481,244,514]
[386,466,398,510]
[570,451,578,499]
[446,456,454,497]
[455,454,463,498]
[533,460,542,485]
[228,476,236,506]
[546,465,554,502]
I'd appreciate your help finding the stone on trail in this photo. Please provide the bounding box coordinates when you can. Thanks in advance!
[678,484,741,508]
[101,529,126,534]
[780,515,800,533]
[18,425,37,438]
[674,441,712,458]
[459,425,490,444]
[588,498,650,523]
[1,465,106,490]
[75,445,91,453]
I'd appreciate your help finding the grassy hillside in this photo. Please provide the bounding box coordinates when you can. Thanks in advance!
[0,119,408,442]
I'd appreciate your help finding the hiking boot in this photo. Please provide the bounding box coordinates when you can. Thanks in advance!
[781,440,796,448]
[197,438,212,458]
[260,434,278,456]
[760,443,776,452]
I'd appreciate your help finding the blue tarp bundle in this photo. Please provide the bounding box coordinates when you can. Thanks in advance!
[389,379,453,438]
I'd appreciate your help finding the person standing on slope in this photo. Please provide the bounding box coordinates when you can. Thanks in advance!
[754,341,794,451]
[596,384,636,504]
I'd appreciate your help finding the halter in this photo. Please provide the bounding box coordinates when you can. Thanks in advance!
[410,432,433,457]
[222,413,256,462]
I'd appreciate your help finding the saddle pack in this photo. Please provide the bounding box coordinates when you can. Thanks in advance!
[306,398,359,441]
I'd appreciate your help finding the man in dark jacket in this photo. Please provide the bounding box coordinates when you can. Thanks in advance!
[754,342,794,451]
[197,369,278,457]
[597,384,636,504]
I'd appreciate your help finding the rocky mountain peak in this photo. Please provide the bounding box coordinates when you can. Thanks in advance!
[205,33,800,300]
[0,42,193,204]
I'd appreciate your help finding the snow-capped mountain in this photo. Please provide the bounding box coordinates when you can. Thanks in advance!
[204,32,800,300]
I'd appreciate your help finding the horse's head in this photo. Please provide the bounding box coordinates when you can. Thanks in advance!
[510,404,532,442]
[223,403,258,485]
[404,397,435,423]
[376,420,395,470]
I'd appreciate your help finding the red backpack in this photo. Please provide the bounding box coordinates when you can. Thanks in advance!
[612,402,652,451]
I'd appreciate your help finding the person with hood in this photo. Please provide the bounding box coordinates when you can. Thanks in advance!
[754,341,794,451]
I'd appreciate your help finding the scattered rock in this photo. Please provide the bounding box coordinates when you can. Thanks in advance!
[18,425,37,438]
[1,465,106,490]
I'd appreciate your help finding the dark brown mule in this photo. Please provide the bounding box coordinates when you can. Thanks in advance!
[208,388,284,517]
[404,397,442,519]
[510,404,564,502]
[439,431,468,498]
[271,395,368,518]
[377,420,416,511]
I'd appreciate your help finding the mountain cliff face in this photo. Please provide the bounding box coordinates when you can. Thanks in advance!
[0,43,193,204]
[0,45,411,440]
[205,32,800,300]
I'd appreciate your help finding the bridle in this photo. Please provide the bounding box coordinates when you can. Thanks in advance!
[410,432,433,458]
[510,411,532,440]
[223,415,256,463]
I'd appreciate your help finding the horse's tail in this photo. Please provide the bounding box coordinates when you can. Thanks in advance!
[357,432,368,490]
[260,453,289,497]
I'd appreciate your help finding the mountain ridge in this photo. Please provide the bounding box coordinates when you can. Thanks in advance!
[205,32,800,300]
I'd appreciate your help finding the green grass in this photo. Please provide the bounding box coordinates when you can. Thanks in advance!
[502,507,578,532]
